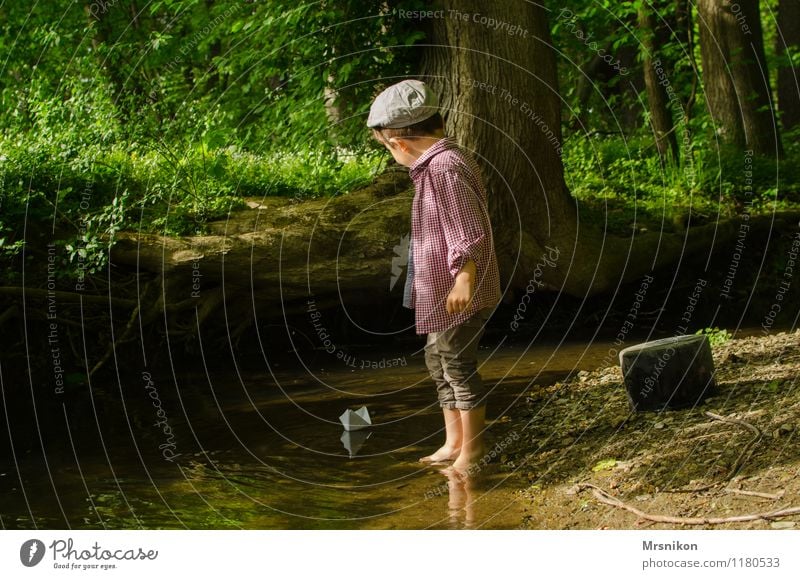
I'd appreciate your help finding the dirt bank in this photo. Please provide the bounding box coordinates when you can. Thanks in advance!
[496,330,800,529]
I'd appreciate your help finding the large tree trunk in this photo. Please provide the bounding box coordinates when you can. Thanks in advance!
[696,0,783,156]
[777,0,800,131]
[639,3,680,164]
[419,0,573,278]
[415,0,729,296]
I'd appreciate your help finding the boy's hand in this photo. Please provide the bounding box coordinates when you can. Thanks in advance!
[446,260,476,314]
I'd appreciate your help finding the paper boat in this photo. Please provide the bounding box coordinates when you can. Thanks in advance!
[339,406,371,431]
[341,430,372,457]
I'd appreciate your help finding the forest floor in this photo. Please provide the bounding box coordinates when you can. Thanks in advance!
[495,329,800,529]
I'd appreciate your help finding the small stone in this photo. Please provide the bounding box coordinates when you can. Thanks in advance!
[635,494,652,501]
[654,422,665,430]
[772,424,793,438]
[770,521,796,529]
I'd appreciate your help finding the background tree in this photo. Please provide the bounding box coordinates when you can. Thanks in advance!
[776,0,800,131]
[552,3,644,134]
[638,0,680,164]
[696,0,783,156]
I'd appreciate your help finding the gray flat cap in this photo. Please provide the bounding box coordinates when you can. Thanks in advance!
[367,79,439,128]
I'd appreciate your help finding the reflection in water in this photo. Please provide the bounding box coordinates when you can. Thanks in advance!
[340,430,372,457]
[439,467,477,529]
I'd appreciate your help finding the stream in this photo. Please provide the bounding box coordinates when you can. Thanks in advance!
[0,337,627,530]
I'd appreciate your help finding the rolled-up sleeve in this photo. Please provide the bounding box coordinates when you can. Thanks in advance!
[432,169,490,278]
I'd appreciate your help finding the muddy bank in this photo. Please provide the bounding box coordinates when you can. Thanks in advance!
[495,329,800,529]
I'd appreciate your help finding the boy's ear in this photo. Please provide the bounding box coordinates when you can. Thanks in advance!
[388,137,408,151]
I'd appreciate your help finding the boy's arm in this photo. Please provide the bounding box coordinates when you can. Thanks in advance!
[433,169,490,276]
[446,259,476,314]
[432,169,491,313]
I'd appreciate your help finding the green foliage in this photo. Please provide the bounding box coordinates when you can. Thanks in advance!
[225,148,386,199]
[0,134,382,268]
[591,458,617,472]
[554,0,800,220]
[0,0,413,271]
[564,130,800,234]
[2,0,797,275]
[0,0,425,152]
[695,327,732,348]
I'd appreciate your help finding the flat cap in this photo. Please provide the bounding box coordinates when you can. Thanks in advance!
[366,79,439,128]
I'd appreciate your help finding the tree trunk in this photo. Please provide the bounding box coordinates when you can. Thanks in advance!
[777,0,800,131]
[639,3,680,164]
[416,0,728,296]
[420,0,573,274]
[679,0,700,121]
[696,0,783,156]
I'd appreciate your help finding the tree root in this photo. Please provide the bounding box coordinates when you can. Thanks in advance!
[86,279,228,376]
[662,411,763,495]
[724,488,785,500]
[0,304,18,326]
[0,286,136,308]
[704,411,763,478]
[576,483,800,525]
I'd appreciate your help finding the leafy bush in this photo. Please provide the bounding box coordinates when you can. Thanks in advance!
[695,327,732,348]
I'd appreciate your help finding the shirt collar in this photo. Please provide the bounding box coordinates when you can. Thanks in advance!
[408,137,455,179]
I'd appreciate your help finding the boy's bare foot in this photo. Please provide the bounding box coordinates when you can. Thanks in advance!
[419,445,460,463]
[450,444,486,472]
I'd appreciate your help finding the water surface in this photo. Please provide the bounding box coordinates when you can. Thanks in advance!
[0,339,619,529]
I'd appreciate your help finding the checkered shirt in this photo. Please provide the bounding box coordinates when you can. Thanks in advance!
[406,137,501,334]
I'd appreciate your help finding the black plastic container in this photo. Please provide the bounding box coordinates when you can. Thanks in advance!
[619,335,716,412]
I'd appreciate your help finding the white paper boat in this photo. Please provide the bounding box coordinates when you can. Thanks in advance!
[339,406,371,431]
[341,430,372,457]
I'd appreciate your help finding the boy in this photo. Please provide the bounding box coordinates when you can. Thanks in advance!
[367,79,501,471]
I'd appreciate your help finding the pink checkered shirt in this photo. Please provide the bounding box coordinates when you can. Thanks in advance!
[406,137,501,334]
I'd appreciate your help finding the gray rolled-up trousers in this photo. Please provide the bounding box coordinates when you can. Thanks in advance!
[424,308,491,410]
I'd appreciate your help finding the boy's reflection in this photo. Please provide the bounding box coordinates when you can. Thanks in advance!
[437,465,479,529]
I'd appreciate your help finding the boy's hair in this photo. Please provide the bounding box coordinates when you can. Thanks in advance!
[373,113,444,144]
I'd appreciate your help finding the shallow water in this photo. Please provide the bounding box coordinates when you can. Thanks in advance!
[0,338,626,530]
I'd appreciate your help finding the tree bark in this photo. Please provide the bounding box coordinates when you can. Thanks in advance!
[415,0,732,297]
[777,0,800,131]
[696,0,783,156]
[639,3,680,164]
[420,0,572,267]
